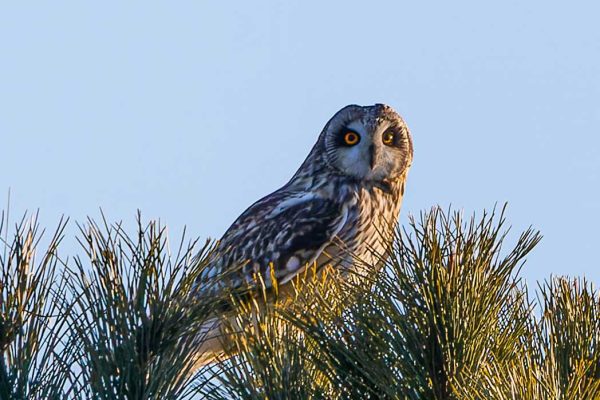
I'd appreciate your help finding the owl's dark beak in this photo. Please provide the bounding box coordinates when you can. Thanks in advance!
[369,144,377,170]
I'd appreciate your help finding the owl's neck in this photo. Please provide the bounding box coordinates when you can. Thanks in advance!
[286,165,406,204]
[288,149,407,199]
[362,176,406,209]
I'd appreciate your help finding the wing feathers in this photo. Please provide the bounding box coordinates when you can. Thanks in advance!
[206,193,349,290]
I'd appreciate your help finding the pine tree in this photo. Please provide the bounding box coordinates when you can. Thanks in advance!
[1,207,599,399]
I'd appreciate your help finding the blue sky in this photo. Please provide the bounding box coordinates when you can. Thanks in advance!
[1,1,598,284]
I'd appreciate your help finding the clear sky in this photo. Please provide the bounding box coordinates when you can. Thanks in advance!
[1,1,598,284]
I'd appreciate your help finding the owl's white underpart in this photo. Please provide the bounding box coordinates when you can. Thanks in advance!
[192,103,413,366]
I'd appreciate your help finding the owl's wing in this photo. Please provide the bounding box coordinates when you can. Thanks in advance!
[203,193,349,291]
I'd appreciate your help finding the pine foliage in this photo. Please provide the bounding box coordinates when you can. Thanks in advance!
[1,207,599,399]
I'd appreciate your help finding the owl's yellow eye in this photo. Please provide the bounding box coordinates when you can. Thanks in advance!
[343,131,360,146]
[382,131,395,146]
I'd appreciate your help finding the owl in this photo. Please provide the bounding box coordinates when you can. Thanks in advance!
[194,103,413,364]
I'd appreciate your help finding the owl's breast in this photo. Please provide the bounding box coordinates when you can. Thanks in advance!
[334,183,403,272]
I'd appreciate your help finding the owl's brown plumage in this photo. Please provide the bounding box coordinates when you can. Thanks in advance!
[194,104,413,365]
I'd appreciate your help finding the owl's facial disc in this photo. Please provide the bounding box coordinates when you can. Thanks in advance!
[333,121,374,179]
[322,104,413,184]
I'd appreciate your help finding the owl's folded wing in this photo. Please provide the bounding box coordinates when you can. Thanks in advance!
[204,194,350,291]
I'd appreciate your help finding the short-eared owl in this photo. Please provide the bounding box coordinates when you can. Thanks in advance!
[196,104,413,363]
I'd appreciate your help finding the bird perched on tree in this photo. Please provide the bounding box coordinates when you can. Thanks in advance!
[194,103,413,365]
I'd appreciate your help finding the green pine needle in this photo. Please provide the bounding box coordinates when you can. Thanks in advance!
[1,206,599,400]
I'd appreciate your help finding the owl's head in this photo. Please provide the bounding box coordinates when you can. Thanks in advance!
[318,104,413,183]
